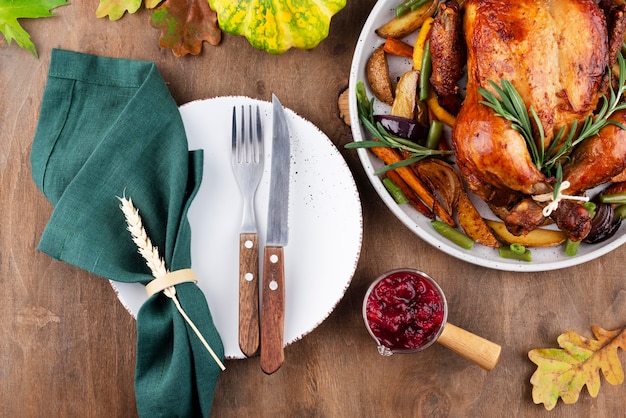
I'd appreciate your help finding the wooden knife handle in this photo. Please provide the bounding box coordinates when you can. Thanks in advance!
[260,245,285,374]
[238,233,260,357]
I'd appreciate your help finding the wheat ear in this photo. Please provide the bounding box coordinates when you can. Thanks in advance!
[118,196,168,279]
[117,195,225,371]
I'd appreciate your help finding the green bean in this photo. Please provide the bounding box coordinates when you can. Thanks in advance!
[614,204,626,220]
[383,177,409,205]
[509,243,526,255]
[600,192,626,205]
[395,0,429,17]
[419,40,432,102]
[425,120,443,149]
[498,245,533,262]
[431,220,474,250]
[583,201,596,218]
[563,239,580,257]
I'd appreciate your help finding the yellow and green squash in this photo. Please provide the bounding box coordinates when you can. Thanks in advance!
[209,0,346,54]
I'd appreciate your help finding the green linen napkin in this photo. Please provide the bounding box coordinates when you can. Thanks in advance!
[31,48,225,417]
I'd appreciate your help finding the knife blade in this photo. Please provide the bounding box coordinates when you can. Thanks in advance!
[260,94,290,374]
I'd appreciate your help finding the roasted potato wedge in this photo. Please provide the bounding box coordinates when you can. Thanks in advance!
[458,193,499,248]
[485,220,567,247]
[366,45,394,105]
[375,0,438,39]
[416,159,498,247]
[391,69,420,119]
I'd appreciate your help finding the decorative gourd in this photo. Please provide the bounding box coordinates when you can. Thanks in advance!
[208,0,346,54]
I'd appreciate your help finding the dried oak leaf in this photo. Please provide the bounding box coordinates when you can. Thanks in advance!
[149,0,220,57]
[528,325,626,410]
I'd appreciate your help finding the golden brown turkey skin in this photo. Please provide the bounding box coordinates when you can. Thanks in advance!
[451,0,611,239]
[452,0,608,200]
[564,109,626,192]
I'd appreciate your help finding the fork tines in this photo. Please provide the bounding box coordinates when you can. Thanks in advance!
[232,105,263,165]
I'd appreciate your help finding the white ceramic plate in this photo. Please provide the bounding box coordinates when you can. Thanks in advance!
[112,96,362,358]
[349,0,626,272]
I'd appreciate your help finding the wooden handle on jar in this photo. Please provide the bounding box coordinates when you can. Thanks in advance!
[436,323,501,371]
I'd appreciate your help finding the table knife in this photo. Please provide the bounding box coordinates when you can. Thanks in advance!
[260,94,290,374]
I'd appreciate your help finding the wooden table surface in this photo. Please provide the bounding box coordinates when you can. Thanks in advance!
[2,1,626,417]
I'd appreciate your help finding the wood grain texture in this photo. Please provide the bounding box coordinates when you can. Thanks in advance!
[437,323,502,371]
[239,233,260,357]
[260,246,285,374]
[1,1,626,417]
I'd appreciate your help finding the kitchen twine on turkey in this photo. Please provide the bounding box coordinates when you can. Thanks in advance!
[532,181,589,217]
[118,196,226,371]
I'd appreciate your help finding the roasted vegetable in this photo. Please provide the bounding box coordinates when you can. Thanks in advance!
[485,220,567,247]
[370,146,455,226]
[383,38,413,57]
[431,220,474,249]
[366,45,394,105]
[373,115,428,143]
[499,244,533,262]
[457,192,499,248]
[414,158,460,214]
[375,0,437,39]
[416,159,499,247]
[583,202,622,244]
[391,69,420,119]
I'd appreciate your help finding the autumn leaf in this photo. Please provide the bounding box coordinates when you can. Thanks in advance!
[95,0,142,21]
[95,0,164,20]
[0,0,68,58]
[149,0,220,57]
[528,325,626,410]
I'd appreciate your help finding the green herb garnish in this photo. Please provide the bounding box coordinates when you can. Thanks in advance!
[479,51,626,177]
[346,81,452,174]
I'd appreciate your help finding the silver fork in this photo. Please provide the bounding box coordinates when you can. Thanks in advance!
[231,105,264,357]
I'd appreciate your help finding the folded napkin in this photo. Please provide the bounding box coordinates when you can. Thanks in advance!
[31,48,225,417]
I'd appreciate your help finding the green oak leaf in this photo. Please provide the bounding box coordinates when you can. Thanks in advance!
[95,0,142,21]
[0,0,68,58]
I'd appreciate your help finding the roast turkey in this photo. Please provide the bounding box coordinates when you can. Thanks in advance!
[451,0,626,240]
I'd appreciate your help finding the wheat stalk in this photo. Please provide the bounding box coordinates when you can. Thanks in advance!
[118,196,167,279]
[117,195,225,371]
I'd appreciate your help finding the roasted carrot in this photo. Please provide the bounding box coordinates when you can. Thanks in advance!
[383,38,414,58]
[371,146,455,226]
[386,170,434,218]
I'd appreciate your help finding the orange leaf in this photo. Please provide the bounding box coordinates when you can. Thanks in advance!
[528,325,626,410]
[149,0,221,57]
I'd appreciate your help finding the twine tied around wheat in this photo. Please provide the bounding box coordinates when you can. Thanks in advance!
[118,196,226,371]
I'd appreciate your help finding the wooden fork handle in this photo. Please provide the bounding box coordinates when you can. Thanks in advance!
[238,232,260,357]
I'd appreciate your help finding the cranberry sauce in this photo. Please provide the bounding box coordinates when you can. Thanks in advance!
[364,270,446,352]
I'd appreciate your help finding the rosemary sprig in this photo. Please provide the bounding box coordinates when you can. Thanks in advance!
[346,81,452,174]
[479,51,626,176]
[545,52,626,170]
[478,79,547,171]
